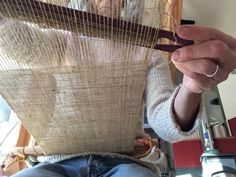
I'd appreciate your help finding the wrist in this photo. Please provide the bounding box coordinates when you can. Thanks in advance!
[173,85,202,131]
[181,83,202,97]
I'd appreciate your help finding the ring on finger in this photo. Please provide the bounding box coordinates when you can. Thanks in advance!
[205,64,219,78]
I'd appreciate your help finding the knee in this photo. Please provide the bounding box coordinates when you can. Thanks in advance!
[12,167,41,177]
[115,163,159,177]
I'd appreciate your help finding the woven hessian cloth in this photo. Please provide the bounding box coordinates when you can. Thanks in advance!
[0,0,165,155]
[0,31,152,154]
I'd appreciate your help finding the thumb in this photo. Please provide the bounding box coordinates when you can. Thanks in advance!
[177,25,235,48]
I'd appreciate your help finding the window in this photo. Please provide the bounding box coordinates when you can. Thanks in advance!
[0,96,21,170]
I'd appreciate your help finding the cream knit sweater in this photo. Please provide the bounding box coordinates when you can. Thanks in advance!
[146,52,201,143]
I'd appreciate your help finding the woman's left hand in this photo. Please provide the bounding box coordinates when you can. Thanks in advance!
[171,25,236,93]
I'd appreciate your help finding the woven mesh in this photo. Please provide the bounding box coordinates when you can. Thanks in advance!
[0,0,176,154]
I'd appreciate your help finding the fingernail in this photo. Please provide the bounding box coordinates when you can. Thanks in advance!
[171,50,181,61]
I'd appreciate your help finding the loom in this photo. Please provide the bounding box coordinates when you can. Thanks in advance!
[0,0,181,155]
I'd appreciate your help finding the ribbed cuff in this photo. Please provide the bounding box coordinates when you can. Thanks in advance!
[148,85,202,143]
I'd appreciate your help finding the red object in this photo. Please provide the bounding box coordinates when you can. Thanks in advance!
[214,137,236,153]
[229,117,236,136]
[172,139,203,168]
[172,117,236,168]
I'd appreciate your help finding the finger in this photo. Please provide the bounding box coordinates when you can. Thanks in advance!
[171,40,232,64]
[177,25,235,47]
[208,66,229,82]
[175,59,228,82]
[173,58,217,77]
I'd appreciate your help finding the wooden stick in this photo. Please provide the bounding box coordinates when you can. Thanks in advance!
[0,0,161,48]
[10,146,45,156]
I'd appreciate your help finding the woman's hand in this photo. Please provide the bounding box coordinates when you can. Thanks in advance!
[171,25,236,131]
[172,25,236,93]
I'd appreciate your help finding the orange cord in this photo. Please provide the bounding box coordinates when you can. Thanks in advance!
[3,147,27,171]
[134,138,157,158]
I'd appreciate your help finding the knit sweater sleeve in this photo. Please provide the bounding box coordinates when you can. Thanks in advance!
[145,51,202,143]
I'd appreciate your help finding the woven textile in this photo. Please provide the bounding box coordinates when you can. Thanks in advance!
[0,0,174,154]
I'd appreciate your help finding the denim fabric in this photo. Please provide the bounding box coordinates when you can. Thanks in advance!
[12,155,159,177]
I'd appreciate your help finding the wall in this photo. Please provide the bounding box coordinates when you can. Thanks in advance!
[182,0,236,120]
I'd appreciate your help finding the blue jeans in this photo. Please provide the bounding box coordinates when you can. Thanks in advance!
[12,154,159,177]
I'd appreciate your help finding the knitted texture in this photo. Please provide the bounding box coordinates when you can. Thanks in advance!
[145,51,201,143]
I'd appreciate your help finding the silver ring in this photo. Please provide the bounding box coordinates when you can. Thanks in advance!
[205,64,219,78]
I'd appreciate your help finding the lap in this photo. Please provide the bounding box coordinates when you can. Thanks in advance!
[12,155,159,177]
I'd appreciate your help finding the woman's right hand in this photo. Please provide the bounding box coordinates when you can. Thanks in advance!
[172,25,236,93]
